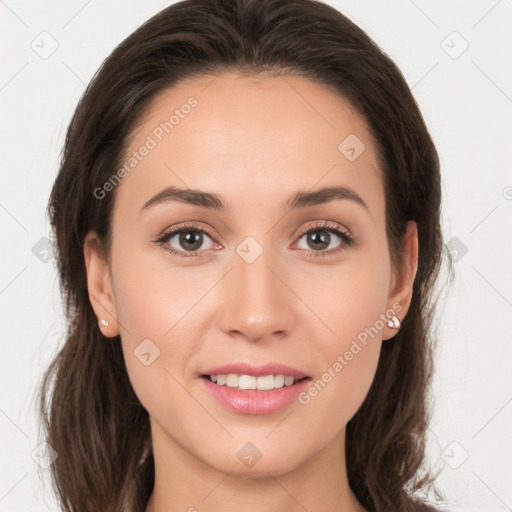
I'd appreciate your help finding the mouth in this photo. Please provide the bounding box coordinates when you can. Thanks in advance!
[198,362,313,414]
[201,373,311,391]
[199,370,313,415]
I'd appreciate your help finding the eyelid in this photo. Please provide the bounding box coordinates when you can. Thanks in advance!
[156,221,221,245]
[295,220,352,240]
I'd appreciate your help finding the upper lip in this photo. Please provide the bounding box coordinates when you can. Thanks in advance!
[201,362,310,379]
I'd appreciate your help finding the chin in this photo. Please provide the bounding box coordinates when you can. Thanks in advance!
[196,438,311,478]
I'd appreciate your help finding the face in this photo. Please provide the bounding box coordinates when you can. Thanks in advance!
[85,72,417,477]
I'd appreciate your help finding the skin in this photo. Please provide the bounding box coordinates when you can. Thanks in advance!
[84,72,418,512]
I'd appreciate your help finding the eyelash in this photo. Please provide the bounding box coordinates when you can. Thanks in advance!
[154,221,354,259]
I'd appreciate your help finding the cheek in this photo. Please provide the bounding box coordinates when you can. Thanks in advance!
[296,251,388,421]
[298,282,384,432]
[301,245,390,347]
[110,240,209,338]
[108,244,203,407]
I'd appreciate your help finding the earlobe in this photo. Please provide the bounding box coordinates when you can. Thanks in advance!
[384,221,418,340]
[83,231,120,338]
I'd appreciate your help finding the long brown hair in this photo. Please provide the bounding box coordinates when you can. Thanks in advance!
[38,0,453,510]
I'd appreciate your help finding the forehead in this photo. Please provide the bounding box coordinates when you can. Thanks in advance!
[115,72,384,221]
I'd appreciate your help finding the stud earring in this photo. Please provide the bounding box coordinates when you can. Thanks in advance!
[387,315,400,329]
[100,319,109,327]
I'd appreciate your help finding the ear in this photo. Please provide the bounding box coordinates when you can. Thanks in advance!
[83,231,120,338]
[383,221,418,340]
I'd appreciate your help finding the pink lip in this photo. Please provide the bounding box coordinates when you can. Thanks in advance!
[200,376,312,415]
[200,362,309,379]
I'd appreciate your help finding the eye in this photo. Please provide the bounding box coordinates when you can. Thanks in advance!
[155,223,220,258]
[295,221,354,257]
[154,220,354,259]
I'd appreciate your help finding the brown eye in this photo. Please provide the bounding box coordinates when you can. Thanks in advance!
[301,229,332,251]
[164,229,215,254]
[155,223,220,258]
[295,222,354,257]
[175,230,205,251]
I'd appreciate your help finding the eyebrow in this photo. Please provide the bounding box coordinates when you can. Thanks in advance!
[140,185,369,213]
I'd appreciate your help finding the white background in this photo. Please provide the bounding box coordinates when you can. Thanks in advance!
[1,1,511,511]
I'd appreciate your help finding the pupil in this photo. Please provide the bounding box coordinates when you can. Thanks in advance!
[180,231,202,250]
[309,230,329,250]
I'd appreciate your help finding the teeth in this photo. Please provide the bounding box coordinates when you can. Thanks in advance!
[238,374,257,390]
[208,373,301,390]
[273,375,285,388]
[226,374,239,387]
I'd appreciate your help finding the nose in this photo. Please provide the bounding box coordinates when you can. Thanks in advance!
[218,244,296,344]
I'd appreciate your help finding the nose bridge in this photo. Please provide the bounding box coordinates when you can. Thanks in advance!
[238,240,277,301]
[220,234,294,341]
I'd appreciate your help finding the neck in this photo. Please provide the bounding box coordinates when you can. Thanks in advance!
[144,421,365,512]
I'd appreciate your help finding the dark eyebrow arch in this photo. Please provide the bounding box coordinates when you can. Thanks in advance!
[287,185,368,211]
[141,187,228,212]
[140,185,368,213]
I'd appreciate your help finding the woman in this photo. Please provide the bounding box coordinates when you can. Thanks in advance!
[38,0,452,510]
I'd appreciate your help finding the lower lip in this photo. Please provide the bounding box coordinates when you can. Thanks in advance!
[200,376,312,415]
